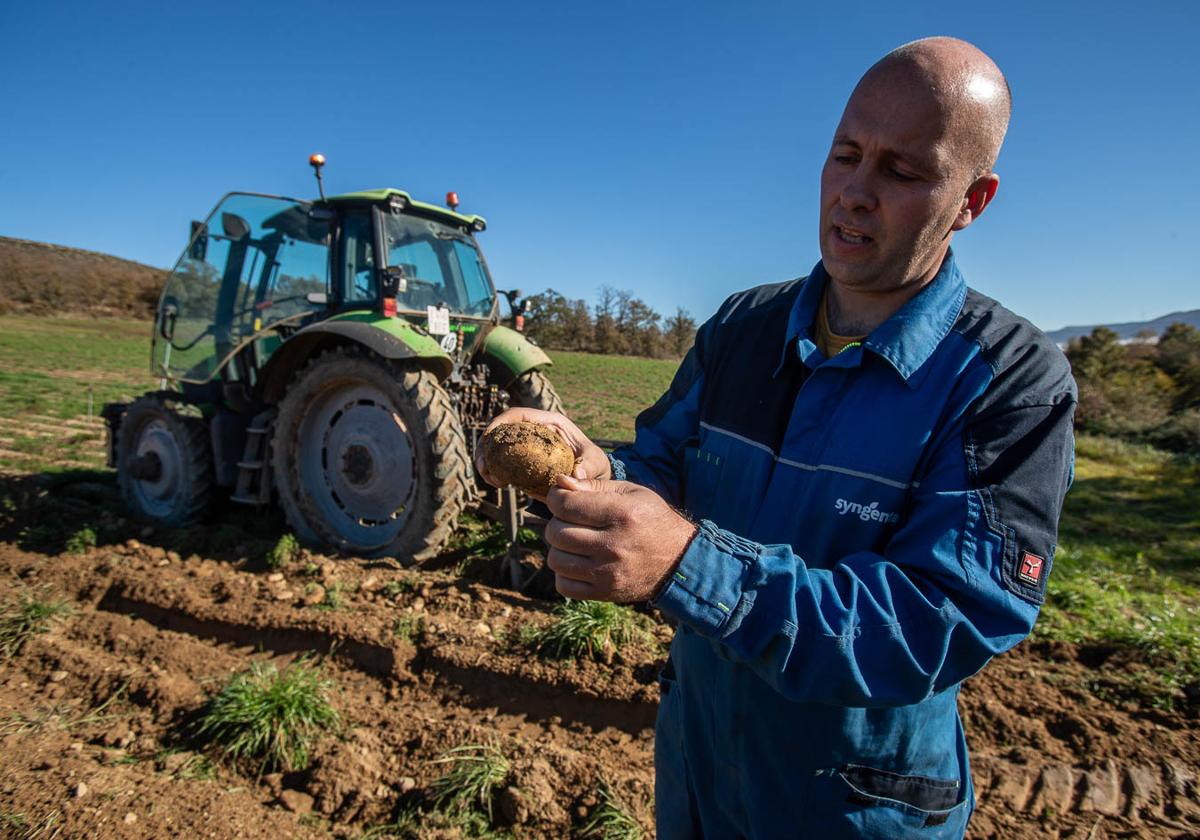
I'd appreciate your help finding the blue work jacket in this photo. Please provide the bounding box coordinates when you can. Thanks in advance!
[612,252,1077,839]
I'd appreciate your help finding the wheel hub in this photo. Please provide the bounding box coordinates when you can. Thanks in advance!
[296,383,417,545]
[341,444,374,487]
[131,420,185,518]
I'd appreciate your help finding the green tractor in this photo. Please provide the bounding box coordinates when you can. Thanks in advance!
[104,156,561,562]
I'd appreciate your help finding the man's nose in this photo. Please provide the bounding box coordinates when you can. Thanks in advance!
[839,166,877,212]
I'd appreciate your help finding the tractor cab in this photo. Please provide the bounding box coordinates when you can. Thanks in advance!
[153,188,500,398]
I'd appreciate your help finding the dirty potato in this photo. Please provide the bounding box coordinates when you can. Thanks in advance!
[480,421,577,495]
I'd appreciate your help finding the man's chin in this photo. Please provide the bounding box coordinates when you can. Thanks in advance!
[819,253,878,289]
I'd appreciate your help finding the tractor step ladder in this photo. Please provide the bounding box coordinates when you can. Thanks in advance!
[230,408,277,506]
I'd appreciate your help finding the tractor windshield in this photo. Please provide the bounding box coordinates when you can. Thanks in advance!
[382,214,494,317]
[153,193,330,383]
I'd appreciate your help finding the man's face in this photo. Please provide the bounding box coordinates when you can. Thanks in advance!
[819,74,971,294]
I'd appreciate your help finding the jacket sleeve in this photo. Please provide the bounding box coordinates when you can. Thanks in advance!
[651,375,1077,707]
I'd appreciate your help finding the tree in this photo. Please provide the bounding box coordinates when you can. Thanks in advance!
[665,307,698,358]
[1157,323,1200,410]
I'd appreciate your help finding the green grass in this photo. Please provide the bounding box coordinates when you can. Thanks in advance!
[193,658,340,773]
[0,592,72,659]
[1035,433,1200,707]
[546,350,678,442]
[580,782,644,840]
[428,741,511,822]
[527,600,650,662]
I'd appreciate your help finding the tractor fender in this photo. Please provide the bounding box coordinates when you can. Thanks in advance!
[259,318,452,403]
[475,325,553,388]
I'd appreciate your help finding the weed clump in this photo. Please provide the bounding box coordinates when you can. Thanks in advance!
[428,741,511,822]
[193,658,340,773]
[65,526,98,554]
[392,615,424,644]
[265,533,300,569]
[0,592,71,659]
[529,600,649,662]
[580,781,644,840]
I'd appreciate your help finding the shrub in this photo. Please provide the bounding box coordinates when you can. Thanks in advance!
[193,658,340,773]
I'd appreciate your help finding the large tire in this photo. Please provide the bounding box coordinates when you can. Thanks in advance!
[271,347,471,562]
[116,396,213,526]
[507,369,564,414]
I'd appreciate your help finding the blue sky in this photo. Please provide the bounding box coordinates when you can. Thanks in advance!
[2,0,1197,331]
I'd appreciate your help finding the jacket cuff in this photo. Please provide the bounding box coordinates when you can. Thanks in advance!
[652,519,755,637]
[607,453,627,481]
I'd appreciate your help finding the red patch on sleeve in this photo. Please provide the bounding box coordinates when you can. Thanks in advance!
[1018,552,1045,586]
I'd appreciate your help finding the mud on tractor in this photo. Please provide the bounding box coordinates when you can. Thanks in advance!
[103,156,561,562]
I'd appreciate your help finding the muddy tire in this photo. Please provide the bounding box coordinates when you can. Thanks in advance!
[507,369,564,414]
[271,347,471,562]
[116,396,213,526]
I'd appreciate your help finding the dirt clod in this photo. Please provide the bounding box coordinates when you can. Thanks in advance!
[480,421,577,495]
[280,789,315,814]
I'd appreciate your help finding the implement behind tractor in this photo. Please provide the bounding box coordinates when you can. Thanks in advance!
[103,156,560,562]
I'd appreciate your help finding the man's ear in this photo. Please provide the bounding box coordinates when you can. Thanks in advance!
[952,173,1000,231]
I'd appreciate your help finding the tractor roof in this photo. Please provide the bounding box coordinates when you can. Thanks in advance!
[323,188,487,231]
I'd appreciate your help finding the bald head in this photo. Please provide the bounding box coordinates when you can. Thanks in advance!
[857,37,1011,182]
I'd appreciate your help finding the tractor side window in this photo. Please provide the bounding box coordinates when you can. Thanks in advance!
[341,211,376,304]
[450,239,492,316]
[153,193,330,384]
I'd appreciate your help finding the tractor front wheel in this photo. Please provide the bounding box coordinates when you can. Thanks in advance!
[271,347,471,562]
[116,396,214,526]
[506,369,564,414]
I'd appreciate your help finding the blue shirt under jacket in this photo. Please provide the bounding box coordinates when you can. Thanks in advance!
[612,252,1077,839]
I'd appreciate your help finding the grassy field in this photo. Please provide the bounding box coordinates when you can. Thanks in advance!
[0,314,1197,707]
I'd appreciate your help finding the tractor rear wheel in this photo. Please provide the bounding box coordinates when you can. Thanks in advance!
[116,396,214,526]
[271,347,471,562]
[507,369,564,414]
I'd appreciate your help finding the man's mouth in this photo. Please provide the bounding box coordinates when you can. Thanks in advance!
[834,224,872,245]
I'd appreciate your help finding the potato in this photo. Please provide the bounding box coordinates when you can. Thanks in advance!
[480,421,577,495]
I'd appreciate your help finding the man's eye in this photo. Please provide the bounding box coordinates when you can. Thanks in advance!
[891,169,917,181]
[834,155,857,165]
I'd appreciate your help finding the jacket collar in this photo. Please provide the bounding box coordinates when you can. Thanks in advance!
[774,251,967,389]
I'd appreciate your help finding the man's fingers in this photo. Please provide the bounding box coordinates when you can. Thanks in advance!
[546,547,600,583]
[554,575,596,600]
[544,517,609,557]
[546,478,631,525]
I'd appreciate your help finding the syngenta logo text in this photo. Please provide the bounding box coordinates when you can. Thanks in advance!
[834,498,900,524]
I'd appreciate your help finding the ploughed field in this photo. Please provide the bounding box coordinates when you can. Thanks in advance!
[0,316,1197,839]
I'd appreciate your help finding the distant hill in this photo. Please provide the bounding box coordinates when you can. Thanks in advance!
[0,236,165,318]
[1045,310,1200,345]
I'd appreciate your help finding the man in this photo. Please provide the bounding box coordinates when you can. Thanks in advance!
[480,37,1076,838]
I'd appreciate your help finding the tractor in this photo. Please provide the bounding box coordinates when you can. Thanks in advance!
[103,155,561,563]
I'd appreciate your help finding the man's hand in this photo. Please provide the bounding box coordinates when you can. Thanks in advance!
[544,475,698,603]
[474,408,610,496]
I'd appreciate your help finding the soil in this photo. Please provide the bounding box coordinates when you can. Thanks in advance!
[480,423,577,497]
[0,472,1196,839]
